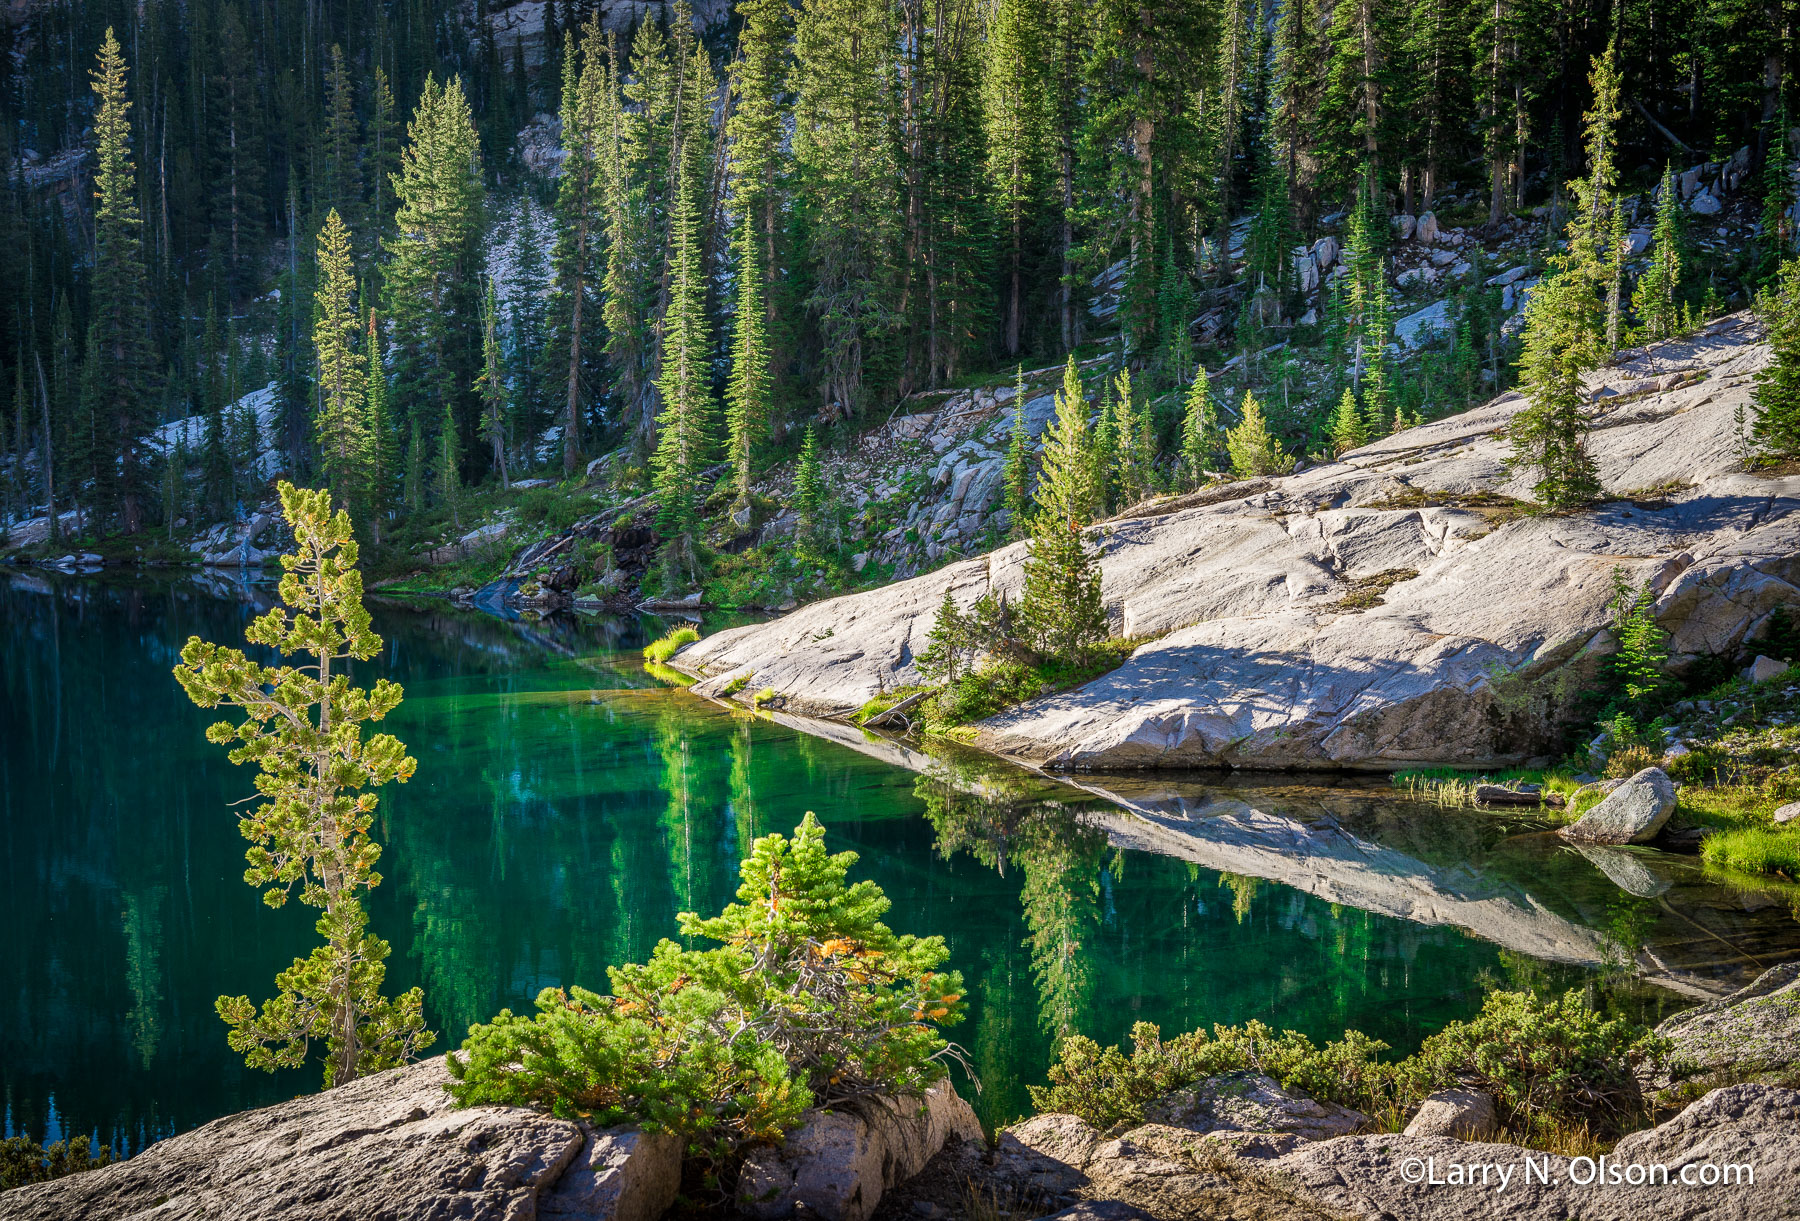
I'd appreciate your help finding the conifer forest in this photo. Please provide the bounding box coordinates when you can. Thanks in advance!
[0,0,1795,589]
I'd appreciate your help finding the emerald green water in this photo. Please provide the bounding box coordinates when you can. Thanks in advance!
[4,570,1791,1155]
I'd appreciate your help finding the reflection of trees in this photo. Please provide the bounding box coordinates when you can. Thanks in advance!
[916,767,1107,1042]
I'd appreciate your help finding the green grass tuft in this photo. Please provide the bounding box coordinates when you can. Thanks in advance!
[643,625,700,664]
[1701,827,1800,878]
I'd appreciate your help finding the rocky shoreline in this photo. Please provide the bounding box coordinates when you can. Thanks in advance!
[7,965,1797,1220]
[671,315,1800,774]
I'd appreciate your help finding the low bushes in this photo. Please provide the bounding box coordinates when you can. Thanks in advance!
[446,815,966,1160]
[1031,987,1668,1146]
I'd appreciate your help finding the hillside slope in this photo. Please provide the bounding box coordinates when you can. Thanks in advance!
[674,313,1800,771]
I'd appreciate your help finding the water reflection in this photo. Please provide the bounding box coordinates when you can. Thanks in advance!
[3,568,1797,1154]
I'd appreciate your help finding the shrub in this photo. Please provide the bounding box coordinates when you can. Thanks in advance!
[643,625,700,664]
[446,815,966,1158]
[1401,988,1667,1140]
[1032,989,1664,1143]
[0,1136,114,1191]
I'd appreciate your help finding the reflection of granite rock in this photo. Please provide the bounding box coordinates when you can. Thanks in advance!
[1571,844,1674,897]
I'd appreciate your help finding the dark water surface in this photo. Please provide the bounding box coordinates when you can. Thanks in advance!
[4,570,1797,1152]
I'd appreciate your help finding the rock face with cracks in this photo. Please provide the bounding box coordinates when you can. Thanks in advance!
[0,1055,682,1221]
[736,1081,983,1221]
[677,315,1800,771]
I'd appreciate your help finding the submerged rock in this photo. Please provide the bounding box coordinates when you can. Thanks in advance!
[0,1055,681,1221]
[1559,766,1677,844]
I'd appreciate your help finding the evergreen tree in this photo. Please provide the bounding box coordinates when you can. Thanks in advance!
[1330,386,1368,455]
[1003,367,1033,538]
[983,0,1048,358]
[917,587,973,682]
[312,210,371,515]
[1509,48,1616,509]
[1179,366,1222,486]
[477,278,510,490]
[319,46,362,226]
[793,425,826,551]
[1226,392,1294,477]
[547,30,605,475]
[1318,0,1392,199]
[726,214,771,514]
[1751,255,1800,460]
[650,121,717,584]
[792,0,902,415]
[1108,368,1155,508]
[174,482,433,1087]
[726,0,789,391]
[201,297,235,516]
[1632,166,1686,341]
[383,76,485,496]
[1510,269,1604,507]
[437,396,462,527]
[1020,356,1106,663]
[86,29,159,535]
[506,201,552,462]
[364,311,397,542]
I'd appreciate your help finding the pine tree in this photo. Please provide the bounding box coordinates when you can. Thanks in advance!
[1020,356,1106,663]
[1510,269,1604,507]
[319,46,362,226]
[364,310,397,542]
[1751,254,1800,460]
[917,587,972,683]
[1003,366,1033,538]
[86,28,159,535]
[726,0,789,390]
[1509,48,1614,509]
[174,482,433,1087]
[201,297,234,516]
[726,214,770,514]
[1330,386,1368,455]
[1318,0,1391,200]
[650,119,717,584]
[383,76,485,496]
[437,396,462,528]
[477,278,510,490]
[547,30,605,475]
[793,424,826,551]
[983,0,1048,359]
[1226,392,1294,477]
[1109,368,1155,508]
[312,209,371,515]
[506,201,552,461]
[1180,366,1222,487]
[211,9,266,301]
[792,0,902,415]
[1632,165,1686,341]
[366,68,402,252]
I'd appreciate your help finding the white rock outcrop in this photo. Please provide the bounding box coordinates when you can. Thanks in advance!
[1,1055,682,1221]
[676,315,1800,773]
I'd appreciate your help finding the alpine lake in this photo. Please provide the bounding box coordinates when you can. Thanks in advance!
[5,568,1799,1154]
